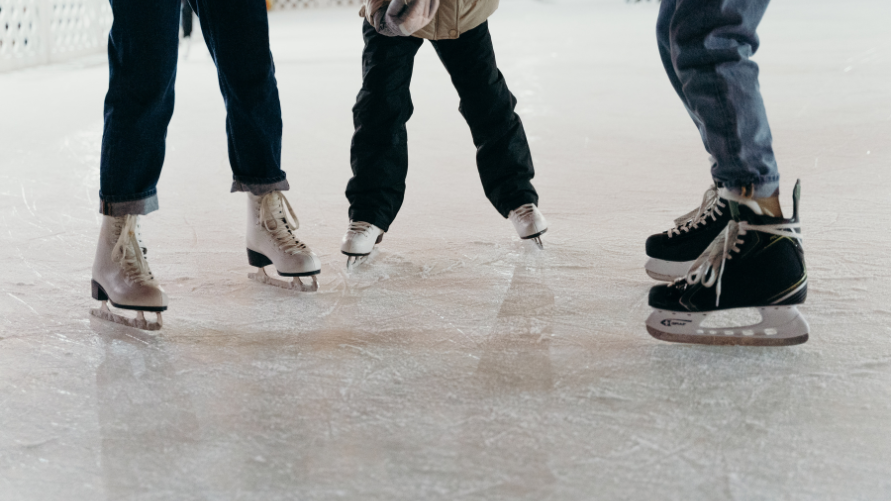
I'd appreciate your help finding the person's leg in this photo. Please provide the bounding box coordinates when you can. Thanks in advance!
[182,0,194,38]
[99,0,180,216]
[189,0,287,196]
[346,20,424,232]
[188,0,321,282]
[656,0,710,152]
[666,0,779,202]
[430,21,538,218]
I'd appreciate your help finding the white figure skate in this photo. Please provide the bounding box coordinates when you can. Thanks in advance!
[246,191,321,292]
[341,221,384,268]
[91,215,167,331]
[508,203,548,249]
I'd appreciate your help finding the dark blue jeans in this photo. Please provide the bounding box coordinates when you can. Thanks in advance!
[657,0,780,198]
[99,0,287,216]
[346,21,539,232]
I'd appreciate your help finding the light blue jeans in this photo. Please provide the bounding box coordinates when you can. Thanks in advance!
[657,0,780,198]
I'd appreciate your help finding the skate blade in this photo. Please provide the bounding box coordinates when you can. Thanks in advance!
[531,236,544,250]
[345,255,369,270]
[90,302,163,331]
[249,267,319,292]
[646,306,809,346]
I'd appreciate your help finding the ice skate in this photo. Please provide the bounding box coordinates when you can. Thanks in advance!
[644,185,738,281]
[646,180,808,346]
[508,203,548,249]
[91,215,167,331]
[341,221,384,268]
[246,191,321,292]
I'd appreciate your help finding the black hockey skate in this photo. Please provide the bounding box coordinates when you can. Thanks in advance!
[645,185,742,281]
[646,180,808,346]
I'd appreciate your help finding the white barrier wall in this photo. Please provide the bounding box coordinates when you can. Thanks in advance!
[0,0,358,72]
[0,0,112,72]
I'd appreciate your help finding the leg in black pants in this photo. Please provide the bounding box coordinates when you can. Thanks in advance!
[347,21,423,232]
[346,21,538,232]
[431,21,538,217]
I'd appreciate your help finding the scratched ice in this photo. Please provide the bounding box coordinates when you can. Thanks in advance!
[1,0,890,499]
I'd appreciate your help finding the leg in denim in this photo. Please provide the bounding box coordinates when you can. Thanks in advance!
[191,0,288,196]
[346,21,424,232]
[657,0,779,197]
[99,0,180,216]
[431,22,538,217]
[99,0,287,216]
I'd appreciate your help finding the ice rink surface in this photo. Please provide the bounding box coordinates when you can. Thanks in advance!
[2,0,891,499]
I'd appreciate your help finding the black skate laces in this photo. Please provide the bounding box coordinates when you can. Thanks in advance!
[112,215,157,286]
[684,206,802,307]
[667,186,726,237]
[258,192,309,255]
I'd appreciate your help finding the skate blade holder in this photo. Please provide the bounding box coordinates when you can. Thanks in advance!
[646,306,809,346]
[522,229,547,250]
[90,301,163,331]
[249,267,319,292]
[345,254,369,269]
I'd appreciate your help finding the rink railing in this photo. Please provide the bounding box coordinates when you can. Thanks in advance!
[0,0,112,72]
[0,0,359,72]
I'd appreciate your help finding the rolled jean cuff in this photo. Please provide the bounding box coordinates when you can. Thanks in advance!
[230,176,290,196]
[718,176,780,199]
[99,192,159,216]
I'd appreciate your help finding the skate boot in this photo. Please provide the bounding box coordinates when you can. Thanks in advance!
[246,191,321,292]
[509,203,548,249]
[646,180,808,346]
[341,221,384,268]
[644,185,740,281]
[91,215,167,331]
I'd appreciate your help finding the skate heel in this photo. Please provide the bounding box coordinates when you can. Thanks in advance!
[772,281,807,306]
[91,280,108,301]
[247,249,273,268]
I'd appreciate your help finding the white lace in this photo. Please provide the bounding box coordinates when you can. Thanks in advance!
[685,219,802,307]
[112,216,157,286]
[511,203,536,220]
[346,220,376,236]
[668,186,726,237]
[258,192,309,255]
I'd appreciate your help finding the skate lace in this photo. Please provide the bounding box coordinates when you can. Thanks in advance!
[511,203,536,220]
[112,216,157,286]
[685,219,801,307]
[667,186,726,237]
[346,221,376,236]
[258,192,309,255]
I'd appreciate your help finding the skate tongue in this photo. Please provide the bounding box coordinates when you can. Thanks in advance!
[717,186,764,216]
[729,200,741,221]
